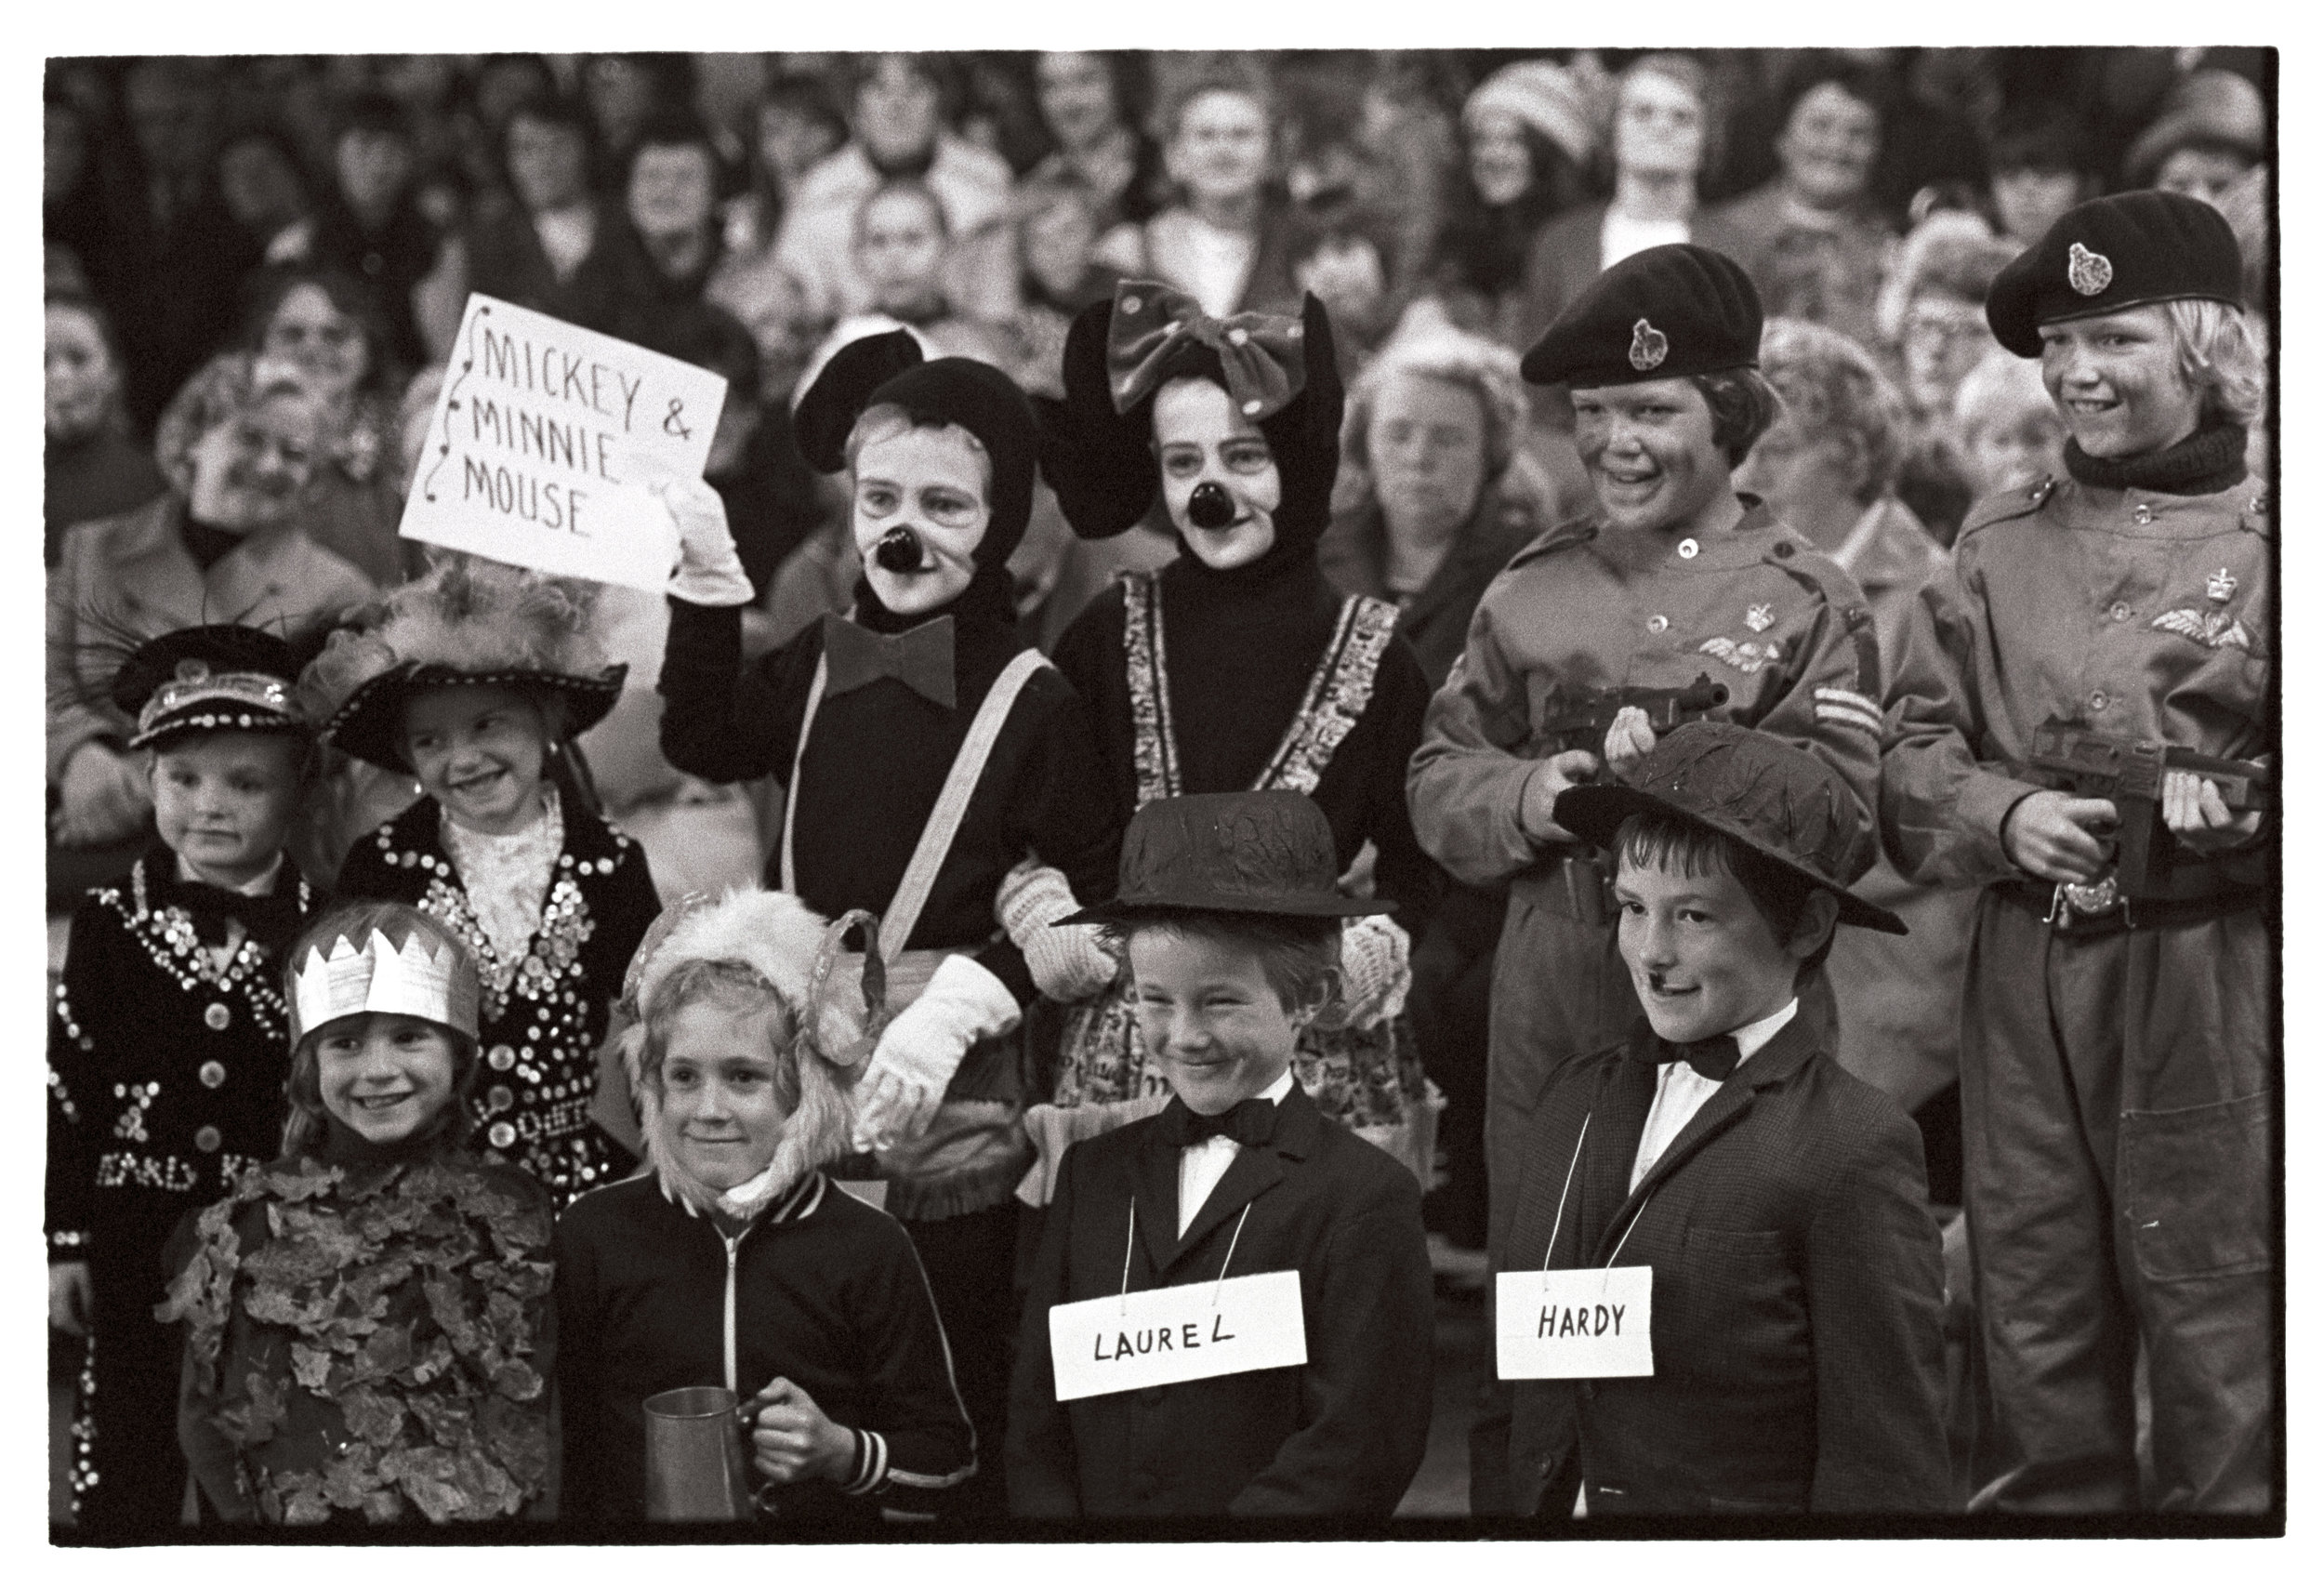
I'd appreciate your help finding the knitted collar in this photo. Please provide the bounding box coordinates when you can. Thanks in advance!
[2062,421,2248,496]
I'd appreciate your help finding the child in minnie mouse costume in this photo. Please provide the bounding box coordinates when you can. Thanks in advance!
[1006,283,1441,1201]
[654,331,1120,1515]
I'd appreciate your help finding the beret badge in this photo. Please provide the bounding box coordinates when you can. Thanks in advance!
[1629,317,1670,372]
[2067,241,2114,298]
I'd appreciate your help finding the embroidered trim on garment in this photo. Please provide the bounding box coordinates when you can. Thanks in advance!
[1120,573,1182,806]
[1260,596,1398,795]
[438,788,565,971]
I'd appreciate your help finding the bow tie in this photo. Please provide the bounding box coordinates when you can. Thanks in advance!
[1106,281,1307,419]
[822,614,956,709]
[168,876,305,950]
[1642,1033,1742,1082]
[1157,1095,1279,1149]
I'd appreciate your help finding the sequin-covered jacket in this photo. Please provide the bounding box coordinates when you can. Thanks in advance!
[47,851,322,1274]
[334,792,659,1211]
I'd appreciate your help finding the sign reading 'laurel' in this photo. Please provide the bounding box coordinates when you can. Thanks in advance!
[400,294,726,593]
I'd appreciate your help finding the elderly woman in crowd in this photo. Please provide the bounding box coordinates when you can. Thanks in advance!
[1700,56,1895,347]
[1417,59,1597,352]
[46,293,165,566]
[48,376,375,879]
[1319,323,1567,1251]
[153,265,410,588]
[1733,316,1973,1130]
[1098,64,1303,320]
[1880,213,2021,543]
[1519,53,1717,347]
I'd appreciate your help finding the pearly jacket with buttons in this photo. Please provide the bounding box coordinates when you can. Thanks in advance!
[334,791,660,1211]
[1880,470,2272,890]
[47,850,322,1290]
[1407,500,1884,891]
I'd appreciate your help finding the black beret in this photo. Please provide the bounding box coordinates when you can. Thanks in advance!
[1985,190,2244,358]
[1521,244,1763,389]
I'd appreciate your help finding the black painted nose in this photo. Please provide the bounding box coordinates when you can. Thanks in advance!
[874,526,926,572]
[1187,482,1236,532]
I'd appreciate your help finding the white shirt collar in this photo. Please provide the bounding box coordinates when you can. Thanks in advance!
[1256,1067,1296,1105]
[1727,997,1800,1065]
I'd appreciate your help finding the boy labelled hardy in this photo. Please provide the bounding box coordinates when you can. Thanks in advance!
[1496,724,1949,1515]
[1008,791,1433,1518]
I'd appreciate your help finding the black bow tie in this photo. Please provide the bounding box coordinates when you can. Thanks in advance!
[167,872,305,950]
[1158,1096,1279,1148]
[1644,1033,1742,1082]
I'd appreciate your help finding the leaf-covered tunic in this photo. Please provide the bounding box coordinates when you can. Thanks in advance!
[164,1149,557,1526]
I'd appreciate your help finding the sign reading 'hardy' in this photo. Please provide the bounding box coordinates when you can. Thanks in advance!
[400,294,726,593]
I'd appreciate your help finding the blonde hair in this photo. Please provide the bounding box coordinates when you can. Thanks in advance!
[1756,316,1908,503]
[2165,298,2265,428]
[1951,349,2055,438]
[842,401,993,493]
[1343,324,1529,479]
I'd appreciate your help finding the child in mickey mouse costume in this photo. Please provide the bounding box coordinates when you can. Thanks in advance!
[653,332,1120,1515]
[1010,283,1441,1198]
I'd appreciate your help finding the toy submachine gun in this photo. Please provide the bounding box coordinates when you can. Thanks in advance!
[1536,675,1730,925]
[2024,722,2274,900]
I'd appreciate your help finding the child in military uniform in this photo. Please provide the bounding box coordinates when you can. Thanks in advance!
[46,625,325,1539]
[1882,191,2273,1513]
[302,556,661,1212]
[1498,723,1948,1515]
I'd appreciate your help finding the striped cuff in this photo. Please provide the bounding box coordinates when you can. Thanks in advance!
[838,1429,889,1495]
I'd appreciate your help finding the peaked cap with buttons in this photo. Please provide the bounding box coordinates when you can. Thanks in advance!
[1521,243,1763,389]
[1984,190,2244,358]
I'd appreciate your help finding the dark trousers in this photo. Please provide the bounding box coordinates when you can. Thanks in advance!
[1407,882,1503,1251]
[69,1312,186,1539]
[903,1199,1023,1518]
[1961,895,2276,1514]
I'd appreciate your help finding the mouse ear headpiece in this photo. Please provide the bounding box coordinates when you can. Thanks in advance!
[792,327,927,476]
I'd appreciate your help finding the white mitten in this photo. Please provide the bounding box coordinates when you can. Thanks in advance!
[1328,913,1411,1032]
[852,954,1023,1151]
[654,474,756,607]
[996,857,1117,1002]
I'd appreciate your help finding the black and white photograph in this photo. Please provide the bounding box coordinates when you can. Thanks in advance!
[25,7,2291,1551]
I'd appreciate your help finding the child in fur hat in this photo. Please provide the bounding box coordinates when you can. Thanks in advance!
[47,623,327,1539]
[302,555,662,1212]
[554,889,975,1523]
[652,330,1120,1513]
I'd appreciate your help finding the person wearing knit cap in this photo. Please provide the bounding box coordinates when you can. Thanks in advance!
[47,622,328,1539]
[554,890,974,1523]
[1882,188,2273,1514]
[1016,282,1442,1204]
[652,331,1119,1515]
[1495,723,1948,1515]
[2122,67,2268,210]
[303,555,663,1215]
[1408,243,1886,1510]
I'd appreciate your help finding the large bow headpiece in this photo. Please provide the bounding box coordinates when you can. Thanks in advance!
[1105,281,1309,422]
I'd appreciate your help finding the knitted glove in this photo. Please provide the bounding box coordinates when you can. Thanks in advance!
[654,473,756,606]
[1325,913,1410,1032]
[852,954,1023,1151]
[996,857,1116,1002]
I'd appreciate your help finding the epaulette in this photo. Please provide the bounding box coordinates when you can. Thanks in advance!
[1499,515,1599,575]
[1955,474,2057,541]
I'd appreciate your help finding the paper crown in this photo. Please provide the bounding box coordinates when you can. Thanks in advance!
[289,927,482,1042]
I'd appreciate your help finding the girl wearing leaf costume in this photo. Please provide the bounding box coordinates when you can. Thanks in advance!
[164,902,558,1527]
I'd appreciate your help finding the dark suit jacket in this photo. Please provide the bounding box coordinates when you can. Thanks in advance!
[1497,1008,1950,1516]
[1008,1084,1433,1518]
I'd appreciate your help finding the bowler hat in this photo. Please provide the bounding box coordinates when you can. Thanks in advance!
[1984,190,2243,358]
[1553,723,1906,933]
[1522,243,1762,389]
[1058,791,1395,924]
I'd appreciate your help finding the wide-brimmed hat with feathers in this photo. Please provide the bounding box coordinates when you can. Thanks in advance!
[300,555,627,773]
[612,888,891,1222]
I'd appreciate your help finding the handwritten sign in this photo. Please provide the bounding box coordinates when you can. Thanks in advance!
[1496,1266,1655,1381]
[1049,1271,1307,1402]
[400,294,726,593]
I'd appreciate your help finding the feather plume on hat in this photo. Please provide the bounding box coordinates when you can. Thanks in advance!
[612,888,887,1222]
[299,553,627,772]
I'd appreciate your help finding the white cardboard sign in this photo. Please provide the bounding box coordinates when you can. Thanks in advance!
[1496,1266,1655,1381]
[400,293,726,593]
[1049,1270,1307,1402]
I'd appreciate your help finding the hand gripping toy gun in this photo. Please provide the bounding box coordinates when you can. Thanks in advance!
[1536,674,1730,925]
[2025,721,2274,901]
